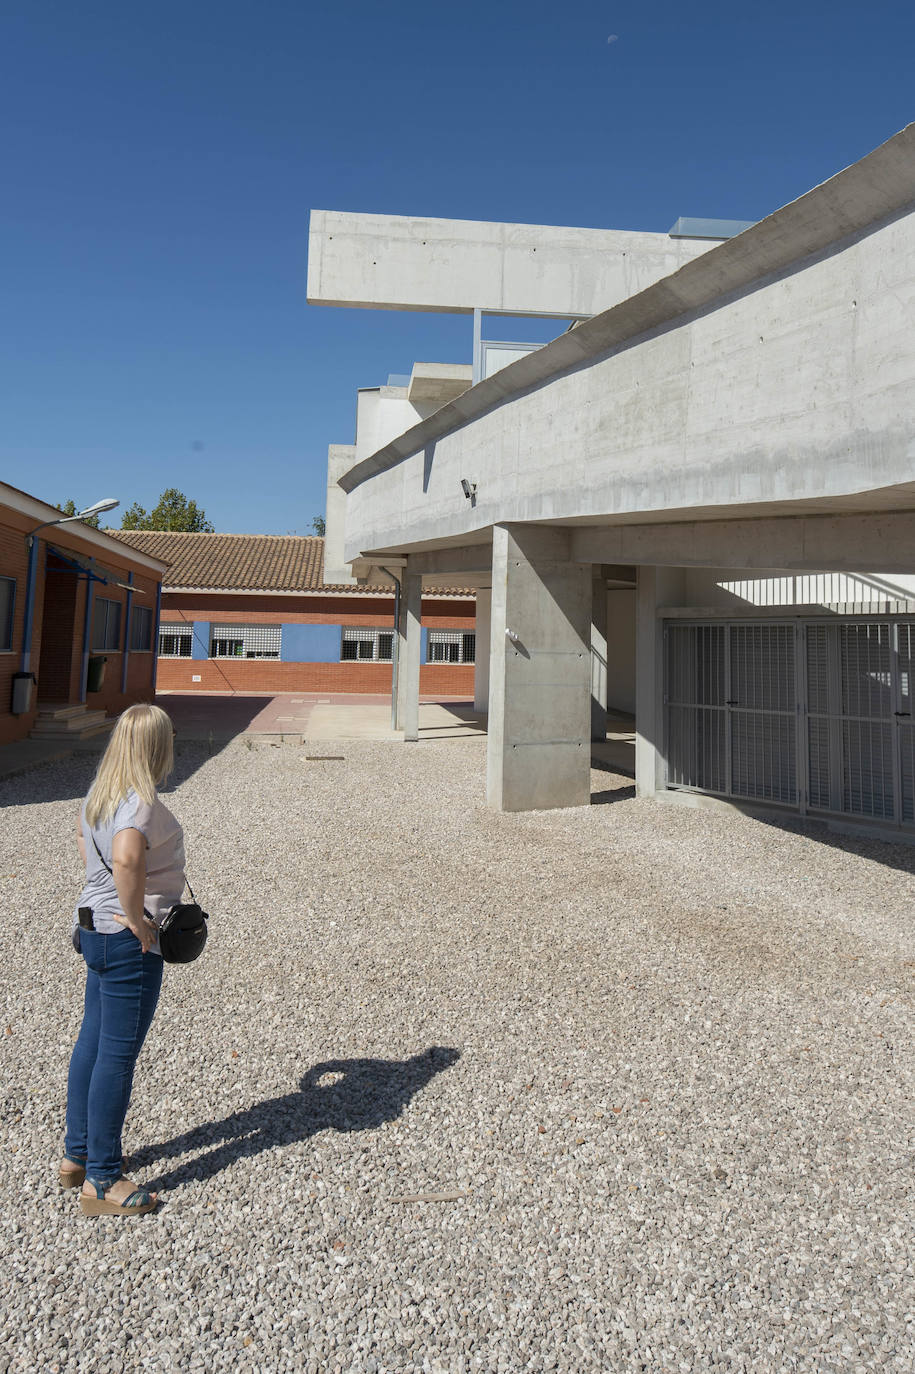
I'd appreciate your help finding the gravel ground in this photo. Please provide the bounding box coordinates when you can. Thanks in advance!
[0,735,912,1373]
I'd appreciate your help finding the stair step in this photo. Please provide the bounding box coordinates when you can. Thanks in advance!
[34,703,88,722]
[32,711,107,732]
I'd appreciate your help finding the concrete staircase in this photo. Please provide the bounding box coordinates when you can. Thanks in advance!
[30,703,116,741]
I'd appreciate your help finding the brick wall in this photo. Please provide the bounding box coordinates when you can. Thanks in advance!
[156,658,476,695]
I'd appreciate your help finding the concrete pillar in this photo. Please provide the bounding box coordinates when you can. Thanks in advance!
[635,566,684,797]
[591,572,608,741]
[486,524,591,812]
[395,561,423,741]
[473,587,491,714]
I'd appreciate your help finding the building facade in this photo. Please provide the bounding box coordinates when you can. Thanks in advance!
[0,483,165,746]
[309,123,915,838]
[112,531,476,698]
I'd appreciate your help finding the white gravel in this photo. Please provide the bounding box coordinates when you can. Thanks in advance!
[0,735,912,1373]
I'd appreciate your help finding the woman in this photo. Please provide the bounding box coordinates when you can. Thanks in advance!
[60,702,184,1216]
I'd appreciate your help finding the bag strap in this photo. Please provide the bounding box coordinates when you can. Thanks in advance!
[89,830,197,912]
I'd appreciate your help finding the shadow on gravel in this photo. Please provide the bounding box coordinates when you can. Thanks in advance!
[0,742,225,807]
[591,785,636,806]
[134,1047,460,1191]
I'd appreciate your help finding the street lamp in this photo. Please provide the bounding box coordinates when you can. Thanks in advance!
[25,497,120,548]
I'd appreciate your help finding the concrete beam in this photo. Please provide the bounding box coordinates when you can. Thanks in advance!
[487,526,591,812]
[568,511,915,576]
[307,210,718,318]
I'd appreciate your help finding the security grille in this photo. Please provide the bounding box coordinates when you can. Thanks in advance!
[340,628,393,662]
[158,624,193,657]
[667,616,915,828]
[210,624,281,659]
[427,631,476,664]
[665,622,796,804]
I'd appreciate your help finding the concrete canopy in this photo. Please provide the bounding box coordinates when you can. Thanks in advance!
[336,124,915,571]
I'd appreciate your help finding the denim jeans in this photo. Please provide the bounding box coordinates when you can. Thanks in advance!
[65,928,163,1182]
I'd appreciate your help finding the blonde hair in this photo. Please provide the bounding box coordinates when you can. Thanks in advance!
[85,703,174,827]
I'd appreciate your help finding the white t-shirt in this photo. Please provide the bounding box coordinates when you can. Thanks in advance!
[73,790,186,938]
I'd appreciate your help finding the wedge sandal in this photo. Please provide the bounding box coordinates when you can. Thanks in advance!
[79,1176,157,1217]
[59,1155,130,1189]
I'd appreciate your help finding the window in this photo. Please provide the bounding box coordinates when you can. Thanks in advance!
[0,576,14,652]
[427,631,476,664]
[210,624,281,659]
[129,605,153,651]
[341,628,394,662]
[158,624,193,657]
[91,597,122,651]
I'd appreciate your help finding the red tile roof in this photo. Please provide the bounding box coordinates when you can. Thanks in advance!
[110,531,473,596]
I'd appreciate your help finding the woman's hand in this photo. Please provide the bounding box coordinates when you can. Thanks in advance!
[112,911,159,954]
[111,827,155,953]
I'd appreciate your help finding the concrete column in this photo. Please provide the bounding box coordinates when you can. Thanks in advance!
[591,572,608,741]
[635,566,684,797]
[473,587,491,714]
[487,524,591,812]
[395,561,423,741]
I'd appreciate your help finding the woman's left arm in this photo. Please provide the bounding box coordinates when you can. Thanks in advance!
[76,812,86,864]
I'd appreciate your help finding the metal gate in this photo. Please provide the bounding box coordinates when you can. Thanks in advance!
[665,618,915,827]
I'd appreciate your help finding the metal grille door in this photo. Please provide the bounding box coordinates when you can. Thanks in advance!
[806,621,909,821]
[667,616,915,828]
[666,622,797,804]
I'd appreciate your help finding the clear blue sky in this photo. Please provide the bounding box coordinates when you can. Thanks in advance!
[2,1,913,534]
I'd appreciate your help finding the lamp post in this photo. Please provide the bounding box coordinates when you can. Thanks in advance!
[18,498,120,684]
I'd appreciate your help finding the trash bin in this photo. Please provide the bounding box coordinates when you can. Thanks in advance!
[86,655,108,693]
[11,671,36,715]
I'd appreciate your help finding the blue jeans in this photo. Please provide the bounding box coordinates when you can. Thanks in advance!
[65,929,163,1182]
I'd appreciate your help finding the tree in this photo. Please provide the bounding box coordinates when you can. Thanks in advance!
[121,488,214,532]
[57,499,101,529]
[310,515,326,537]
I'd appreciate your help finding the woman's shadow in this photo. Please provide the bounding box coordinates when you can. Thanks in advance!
[133,1046,460,1191]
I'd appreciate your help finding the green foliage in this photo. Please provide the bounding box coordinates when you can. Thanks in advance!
[58,499,101,529]
[121,488,214,532]
[310,515,326,537]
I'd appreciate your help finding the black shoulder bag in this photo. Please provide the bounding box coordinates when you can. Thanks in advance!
[90,834,209,965]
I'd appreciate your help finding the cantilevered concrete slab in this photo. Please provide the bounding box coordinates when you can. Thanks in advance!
[338,124,915,563]
[307,210,723,317]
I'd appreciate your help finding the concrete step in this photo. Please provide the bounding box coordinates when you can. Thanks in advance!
[34,703,88,722]
[30,707,113,740]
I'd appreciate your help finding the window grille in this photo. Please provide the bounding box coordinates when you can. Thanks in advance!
[129,605,153,651]
[427,631,475,664]
[0,576,14,652]
[158,624,193,658]
[210,624,281,659]
[91,597,122,651]
[341,628,393,662]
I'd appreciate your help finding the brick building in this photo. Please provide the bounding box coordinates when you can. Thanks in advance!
[111,530,476,697]
[1,483,166,746]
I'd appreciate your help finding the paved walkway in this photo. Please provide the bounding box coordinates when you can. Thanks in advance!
[0,694,635,778]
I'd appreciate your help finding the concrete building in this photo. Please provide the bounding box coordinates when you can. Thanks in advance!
[112,530,476,699]
[0,483,166,745]
[309,124,915,837]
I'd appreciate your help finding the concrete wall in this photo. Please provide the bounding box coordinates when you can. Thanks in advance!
[343,202,915,560]
[307,210,719,317]
[606,589,636,714]
[324,444,356,584]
